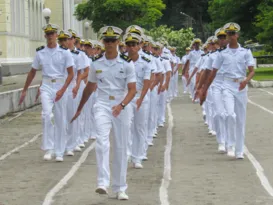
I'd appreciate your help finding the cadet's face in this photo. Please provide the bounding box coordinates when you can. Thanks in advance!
[45,32,57,43]
[194,43,200,50]
[67,38,74,47]
[59,39,68,48]
[103,39,119,51]
[227,32,238,42]
[186,51,190,55]
[126,42,140,54]
[218,35,227,47]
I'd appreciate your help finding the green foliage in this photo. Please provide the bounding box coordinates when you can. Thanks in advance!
[255,0,273,51]
[208,0,261,42]
[145,25,195,56]
[74,0,166,32]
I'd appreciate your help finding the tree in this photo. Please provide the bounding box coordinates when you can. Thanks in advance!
[157,0,211,40]
[255,0,273,51]
[208,0,262,43]
[145,25,195,56]
[74,0,166,33]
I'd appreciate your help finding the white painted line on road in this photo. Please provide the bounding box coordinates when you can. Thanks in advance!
[247,99,273,196]
[8,112,23,122]
[159,103,173,205]
[0,133,42,161]
[42,142,96,205]
[259,88,273,96]
[244,146,273,196]
[248,99,273,115]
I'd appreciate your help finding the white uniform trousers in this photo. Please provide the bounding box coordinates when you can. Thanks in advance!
[126,103,134,158]
[181,75,188,93]
[90,91,97,138]
[94,97,129,193]
[206,87,214,132]
[40,79,67,157]
[212,76,226,146]
[157,90,167,125]
[77,82,87,145]
[174,72,179,97]
[167,76,174,101]
[147,87,158,147]
[65,82,78,152]
[223,79,248,155]
[131,95,149,163]
[189,71,196,98]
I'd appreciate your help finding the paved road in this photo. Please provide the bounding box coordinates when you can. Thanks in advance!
[1,82,273,205]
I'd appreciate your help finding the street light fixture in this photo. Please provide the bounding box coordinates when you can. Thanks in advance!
[42,8,51,24]
[84,21,90,39]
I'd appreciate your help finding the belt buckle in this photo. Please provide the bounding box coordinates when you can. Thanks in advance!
[109,96,115,100]
[51,79,56,83]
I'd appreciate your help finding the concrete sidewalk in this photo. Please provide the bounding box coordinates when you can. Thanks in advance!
[0,71,42,93]
[0,71,42,117]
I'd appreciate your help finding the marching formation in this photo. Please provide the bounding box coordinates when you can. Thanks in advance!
[182,22,255,160]
[19,23,181,200]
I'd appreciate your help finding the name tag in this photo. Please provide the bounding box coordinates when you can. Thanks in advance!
[96,70,102,73]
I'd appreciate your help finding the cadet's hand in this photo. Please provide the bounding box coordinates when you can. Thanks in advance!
[136,98,143,111]
[72,86,79,99]
[194,89,200,101]
[157,85,162,94]
[19,91,27,105]
[186,78,191,86]
[239,80,247,91]
[55,89,65,102]
[161,85,166,92]
[70,110,81,123]
[199,89,207,105]
[35,88,40,103]
[112,104,122,117]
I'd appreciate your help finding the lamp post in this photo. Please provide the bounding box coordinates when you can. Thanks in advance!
[180,12,196,28]
[84,22,90,39]
[42,8,51,24]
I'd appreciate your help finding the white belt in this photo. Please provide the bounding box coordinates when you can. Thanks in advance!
[42,77,65,83]
[224,77,245,83]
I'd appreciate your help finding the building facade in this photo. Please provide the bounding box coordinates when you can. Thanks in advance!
[0,0,96,76]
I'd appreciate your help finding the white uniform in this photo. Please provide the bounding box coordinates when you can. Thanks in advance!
[205,50,226,145]
[174,55,181,97]
[187,50,203,98]
[32,45,74,157]
[158,56,172,126]
[130,56,151,164]
[181,54,189,93]
[88,53,136,193]
[76,49,90,146]
[213,44,255,156]
[66,48,85,152]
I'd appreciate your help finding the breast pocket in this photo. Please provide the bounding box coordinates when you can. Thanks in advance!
[53,53,65,67]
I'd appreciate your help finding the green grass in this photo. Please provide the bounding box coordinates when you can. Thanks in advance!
[252,67,273,81]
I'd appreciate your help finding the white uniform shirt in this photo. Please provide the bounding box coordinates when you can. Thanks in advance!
[133,56,151,91]
[70,49,86,81]
[204,51,218,71]
[195,54,206,73]
[32,45,74,78]
[152,55,164,74]
[88,54,136,98]
[200,53,210,71]
[181,55,188,65]
[139,49,157,74]
[77,48,90,71]
[213,44,255,79]
[187,50,204,72]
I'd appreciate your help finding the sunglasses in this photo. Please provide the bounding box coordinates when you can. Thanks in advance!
[126,42,138,47]
[227,32,236,36]
[104,39,117,43]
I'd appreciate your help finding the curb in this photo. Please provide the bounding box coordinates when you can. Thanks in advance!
[249,79,273,88]
[0,85,40,118]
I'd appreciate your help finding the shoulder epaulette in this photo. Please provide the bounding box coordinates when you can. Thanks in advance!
[71,50,80,55]
[243,46,250,50]
[77,48,83,52]
[141,56,151,63]
[120,54,132,62]
[218,47,227,52]
[143,50,151,55]
[36,46,45,52]
[152,54,159,58]
[161,56,169,60]
[93,54,103,62]
[60,46,68,50]
[201,53,206,57]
